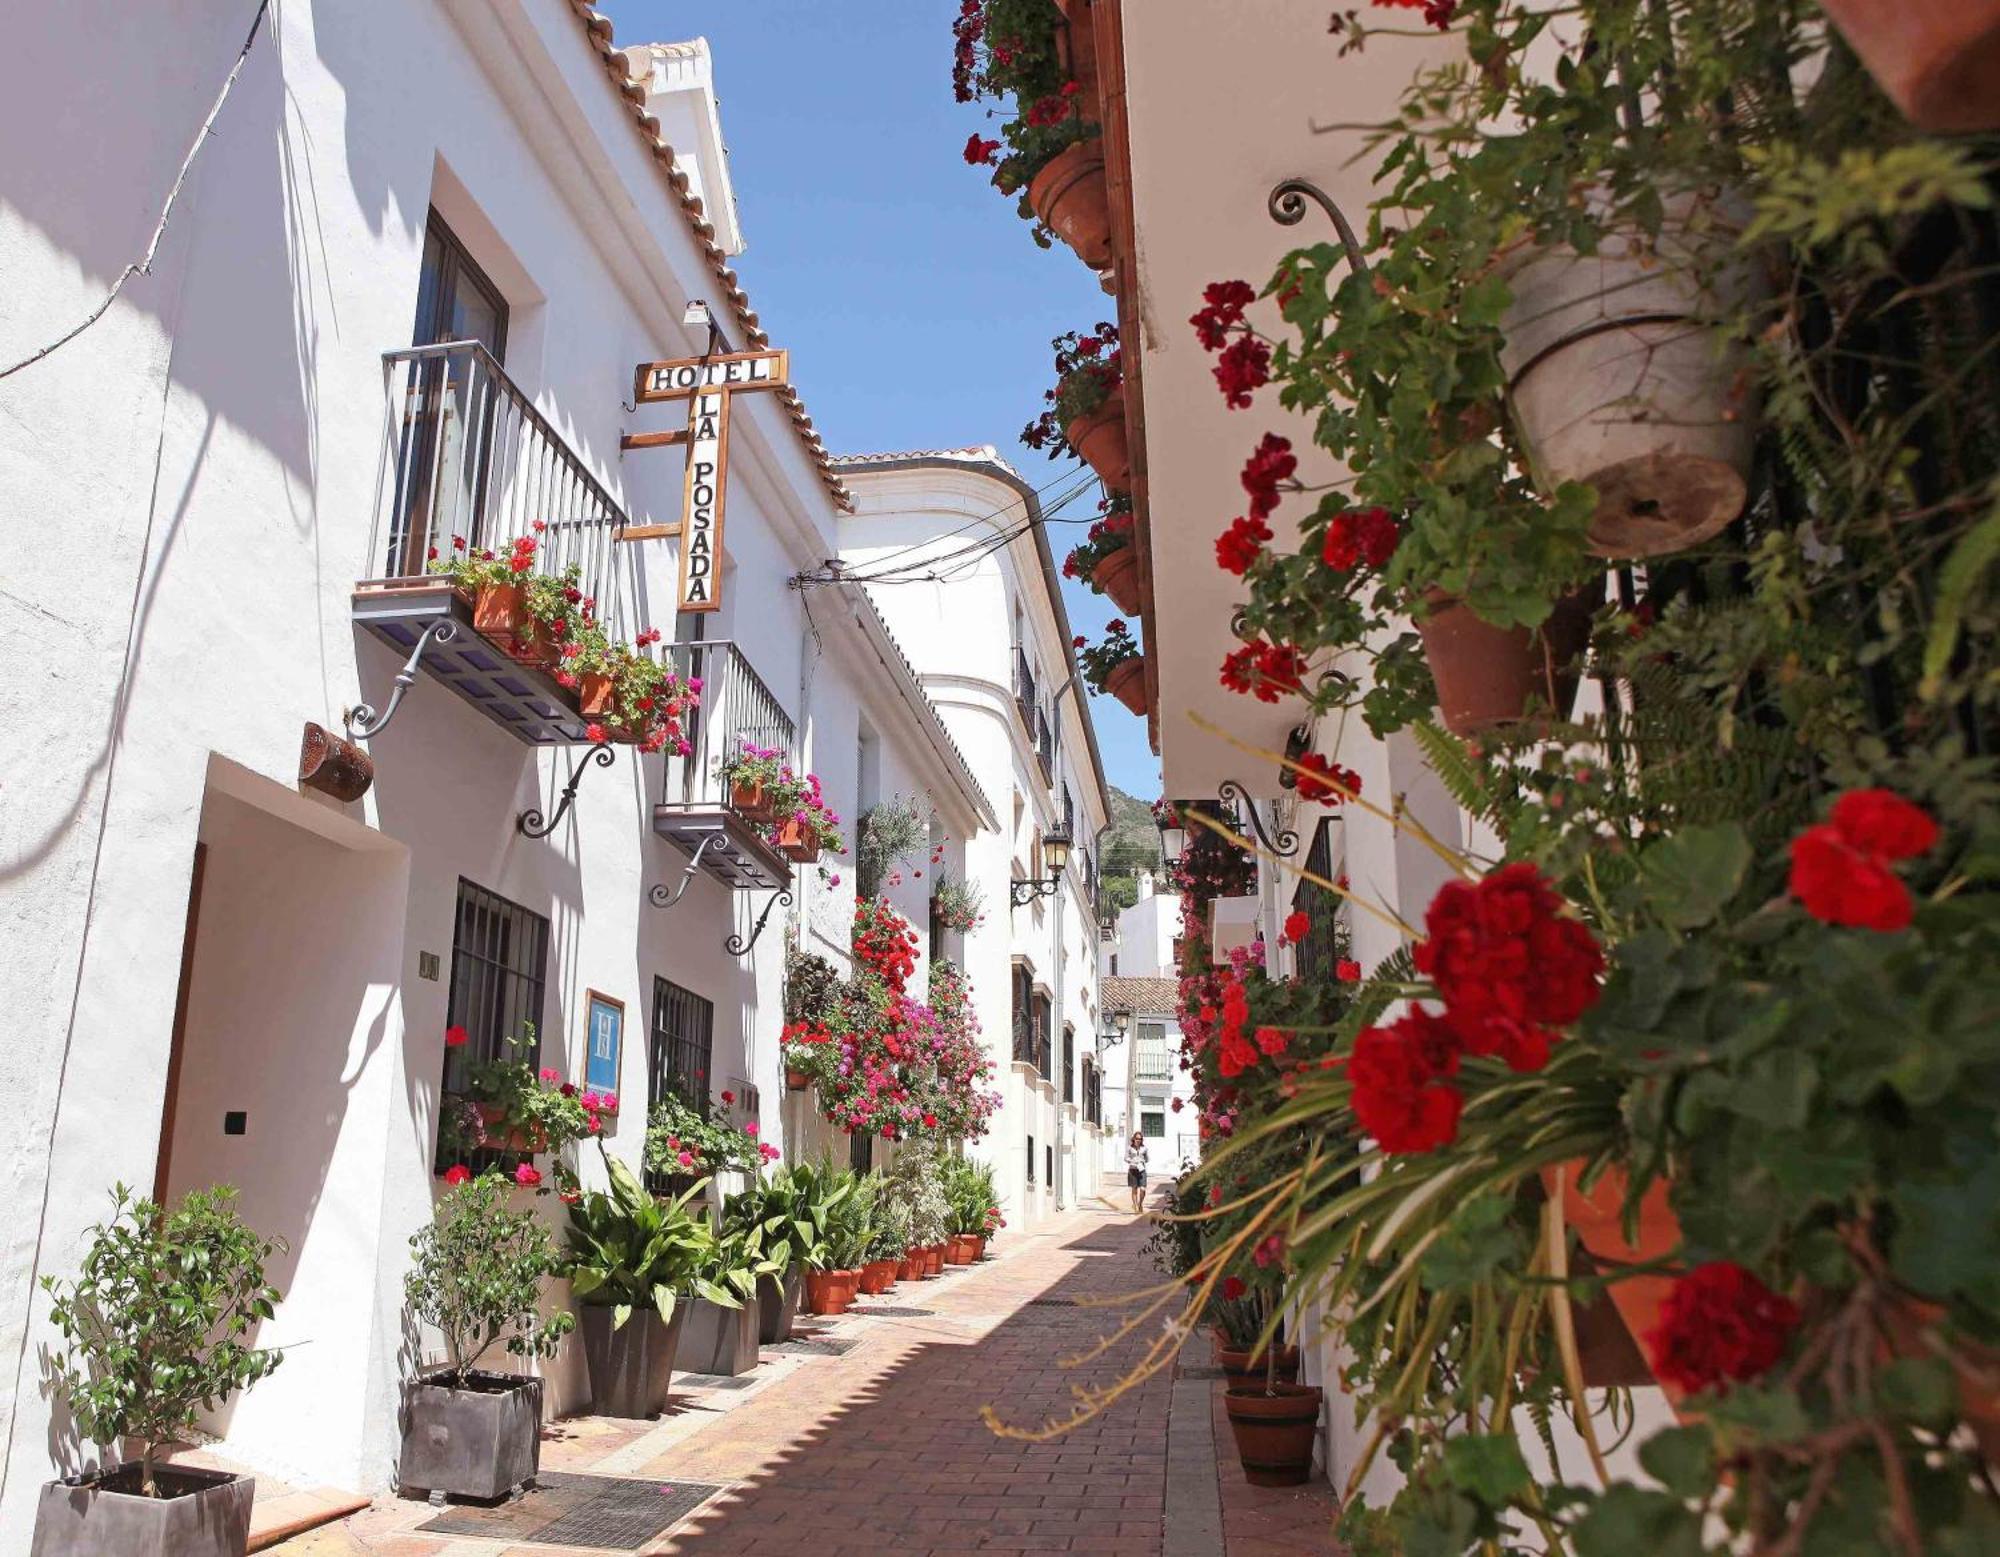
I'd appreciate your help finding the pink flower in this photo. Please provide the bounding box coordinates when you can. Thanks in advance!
[677,1150,695,1168]
[539,1067,559,1084]
[514,1162,542,1186]
[759,1142,781,1161]
[598,1093,617,1111]
[744,1121,760,1137]
[581,1090,602,1110]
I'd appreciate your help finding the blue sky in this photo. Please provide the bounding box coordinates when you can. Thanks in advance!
[601,1,1159,803]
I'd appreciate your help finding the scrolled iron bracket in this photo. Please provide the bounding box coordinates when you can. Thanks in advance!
[346,620,457,741]
[1218,778,1301,858]
[649,833,724,911]
[517,741,616,839]
[725,887,792,958]
[1268,177,1370,277]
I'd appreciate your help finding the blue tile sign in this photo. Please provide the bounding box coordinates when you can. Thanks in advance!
[584,992,623,1099]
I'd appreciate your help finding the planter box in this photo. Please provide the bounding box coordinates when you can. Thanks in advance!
[682,1294,760,1376]
[579,1303,685,1419]
[32,1464,254,1557]
[757,1268,802,1344]
[397,1370,543,1503]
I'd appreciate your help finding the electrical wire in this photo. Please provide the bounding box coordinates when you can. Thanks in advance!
[823,454,1104,578]
[813,467,1100,589]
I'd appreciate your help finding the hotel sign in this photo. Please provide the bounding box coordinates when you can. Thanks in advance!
[630,348,789,613]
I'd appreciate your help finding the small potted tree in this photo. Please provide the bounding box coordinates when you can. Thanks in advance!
[563,1151,718,1418]
[399,1171,571,1503]
[34,1185,284,1557]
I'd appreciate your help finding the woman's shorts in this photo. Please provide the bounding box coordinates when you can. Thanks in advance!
[1127,1166,1148,1187]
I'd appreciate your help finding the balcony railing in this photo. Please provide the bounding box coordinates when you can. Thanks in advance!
[370,341,629,627]
[1012,1008,1037,1067]
[1014,645,1037,729]
[657,640,795,808]
[1034,705,1054,781]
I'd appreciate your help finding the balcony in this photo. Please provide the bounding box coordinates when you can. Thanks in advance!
[652,639,796,891]
[352,341,630,745]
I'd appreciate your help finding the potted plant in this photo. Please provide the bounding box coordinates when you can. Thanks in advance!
[886,1142,952,1281]
[955,0,1111,266]
[855,794,932,900]
[1062,494,1140,612]
[941,1157,1000,1264]
[604,636,697,754]
[1209,1289,1299,1387]
[717,740,803,822]
[679,1218,778,1378]
[861,1193,911,1295]
[723,1163,847,1344]
[438,1029,596,1198]
[644,1091,769,1190]
[1818,0,2000,134]
[801,1164,869,1315]
[429,529,540,645]
[398,1172,571,1502]
[1022,326,1126,488]
[563,1150,719,1418]
[930,873,986,934]
[1074,619,1145,715]
[33,1186,284,1557]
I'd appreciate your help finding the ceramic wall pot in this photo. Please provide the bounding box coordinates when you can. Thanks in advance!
[397,1370,543,1502]
[1223,1383,1324,1488]
[31,1464,255,1557]
[1103,657,1147,716]
[1027,138,1113,270]
[579,1303,685,1419]
[1819,1,2000,133]
[1089,543,1142,614]
[757,1268,803,1344]
[1541,1160,1684,1407]
[1415,582,1600,737]
[1065,389,1130,489]
[1497,192,1762,558]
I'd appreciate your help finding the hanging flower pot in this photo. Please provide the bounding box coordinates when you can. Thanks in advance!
[1541,1160,1686,1407]
[1415,582,1599,737]
[575,673,616,717]
[1065,388,1130,489]
[785,1066,812,1092]
[1497,192,1763,558]
[1818,2,2000,134]
[1103,657,1147,716]
[1222,1383,1323,1487]
[1089,542,1143,614]
[731,780,776,822]
[1027,138,1112,270]
[473,582,527,638]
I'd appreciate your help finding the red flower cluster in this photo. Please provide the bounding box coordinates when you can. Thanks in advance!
[1024,92,1074,127]
[950,0,984,102]
[1212,336,1270,409]
[1294,752,1361,806]
[1189,279,1255,350]
[852,897,921,994]
[1788,787,1938,932]
[1321,506,1400,572]
[1214,975,1257,1078]
[1647,1261,1800,1395]
[1347,1009,1463,1153]
[1336,958,1362,982]
[1240,434,1296,521]
[1372,0,1457,27]
[1214,514,1272,576]
[963,133,1000,165]
[1218,641,1310,703]
[1282,910,1311,944]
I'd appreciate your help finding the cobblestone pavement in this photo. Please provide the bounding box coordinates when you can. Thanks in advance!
[269,1198,1339,1556]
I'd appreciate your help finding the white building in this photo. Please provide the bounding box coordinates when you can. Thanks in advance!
[1100,869,1174,978]
[0,6,1091,1539]
[1097,976,1198,1184]
[834,450,1115,1223]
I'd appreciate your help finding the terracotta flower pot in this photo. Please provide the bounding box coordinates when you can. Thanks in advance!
[1103,657,1147,716]
[1027,138,1112,270]
[473,582,527,638]
[803,1268,849,1316]
[1497,191,1762,558]
[1819,1,2000,134]
[575,672,616,717]
[1223,1383,1324,1487]
[1065,388,1130,489]
[1217,1344,1301,1388]
[917,1245,943,1278]
[730,779,775,821]
[899,1252,925,1282]
[472,1101,547,1155]
[859,1260,896,1296]
[1416,583,1600,737]
[1089,542,1142,614]
[969,1235,987,1262]
[832,1268,861,1306]
[945,1234,975,1266]
[773,816,821,863]
[1541,1160,1685,1406]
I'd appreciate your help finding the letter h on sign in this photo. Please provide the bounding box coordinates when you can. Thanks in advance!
[629,348,790,613]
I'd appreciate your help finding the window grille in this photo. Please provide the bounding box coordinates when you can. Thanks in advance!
[440,879,549,1172]
[1135,1020,1171,1082]
[650,977,715,1111]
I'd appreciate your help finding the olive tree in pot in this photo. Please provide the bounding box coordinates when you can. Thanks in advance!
[563,1150,718,1418]
[399,1172,571,1503]
[33,1185,284,1557]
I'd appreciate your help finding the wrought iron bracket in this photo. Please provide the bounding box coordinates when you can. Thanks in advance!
[649,833,724,911]
[726,887,792,958]
[517,741,615,838]
[345,619,457,741]
[1268,177,1370,277]
[1011,876,1060,908]
[1218,779,1301,858]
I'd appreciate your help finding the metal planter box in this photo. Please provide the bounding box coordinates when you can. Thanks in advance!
[398,1370,542,1502]
[31,1463,254,1557]
[682,1294,759,1376]
[578,1303,685,1419]
[756,1268,801,1344]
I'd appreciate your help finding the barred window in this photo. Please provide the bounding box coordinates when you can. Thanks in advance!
[440,879,548,1173]
[650,976,714,1111]
[1291,818,1342,983]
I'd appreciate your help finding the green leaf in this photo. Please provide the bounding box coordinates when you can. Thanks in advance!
[652,1285,677,1326]
[612,1302,633,1331]
[1638,823,1751,929]
[1637,1425,1715,1500]
[1920,485,2000,700]
[1876,1357,1955,1427]
[1570,1485,1702,1557]
[1440,1433,1530,1506]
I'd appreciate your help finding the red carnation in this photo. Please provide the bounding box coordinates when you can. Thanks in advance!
[1647,1261,1800,1396]
[1239,434,1296,521]
[1214,515,1272,576]
[1347,1009,1462,1154]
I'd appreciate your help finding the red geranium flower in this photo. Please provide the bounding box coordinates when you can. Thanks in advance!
[1294,753,1361,806]
[963,133,1000,165]
[1372,0,1457,27]
[1282,910,1311,944]
[1788,788,1938,932]
[1214,515,1272,576]
[1347,1009,1462,1154]
[1212,336,1270,409]
[1189,280,1255,350]
[1321,506,1400,572]
[1414,863,1603,1044]
[1220,1275,1247,1301]
[1829,789,1938,860]
[443,1164,471,1186]
[1336,959,1362,982]
[1239,434,1296,521]
[444,1024,469,1047]
[514,1162,542,1187]
[1647,1261,1800,1395]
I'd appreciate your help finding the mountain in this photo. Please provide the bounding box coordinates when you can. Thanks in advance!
[1096,784,1163,917]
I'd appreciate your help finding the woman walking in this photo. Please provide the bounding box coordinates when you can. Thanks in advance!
[1125,1130,1150,1213]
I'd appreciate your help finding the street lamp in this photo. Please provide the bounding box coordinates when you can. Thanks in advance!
[1100,1009,1131,1049]
[1011,825,1072,906]
[1155,806,1187,869]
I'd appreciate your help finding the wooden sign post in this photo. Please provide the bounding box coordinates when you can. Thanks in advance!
[628,348,789,613]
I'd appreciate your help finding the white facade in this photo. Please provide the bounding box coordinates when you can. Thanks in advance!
[1096,973,1199,1183]
[0,5,1016,1539]
[1100,870,1174,978]
[834,452,1114,1228]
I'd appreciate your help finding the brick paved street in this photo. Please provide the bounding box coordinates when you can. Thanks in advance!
[269,1200,1337,1556]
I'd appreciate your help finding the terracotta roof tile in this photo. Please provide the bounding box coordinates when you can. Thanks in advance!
[1101,976,1179,1014]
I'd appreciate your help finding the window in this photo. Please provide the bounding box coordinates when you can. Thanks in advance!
[1136,1020,1171,1082]
[1046,1143,1054,1185]
[1027,1133,1037,1185]
[1062,1023,1075,1104]
[850,1131,874,1173]
[650,977,715,1111]
[440,879,549,1172]
[1141,1110,1166,1139]
[1291,818,1342,982]
[1030,990,1053,1077]
[1012,964,1036,1066]
[413,211,508,356]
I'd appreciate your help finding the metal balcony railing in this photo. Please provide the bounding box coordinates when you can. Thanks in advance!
[1034,705,1054,781]
[1014,645,1037,729]
[1136,1032,1172,1082]
[657,640,795,809]
[1012,1008,1037,1067]
[372,340,629,630]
